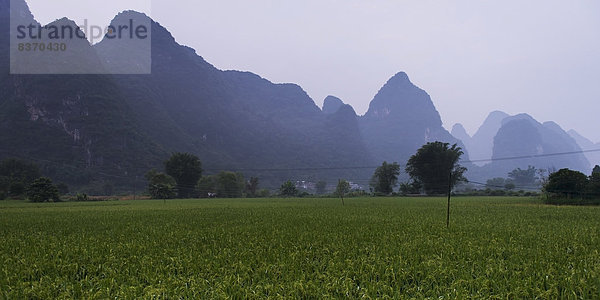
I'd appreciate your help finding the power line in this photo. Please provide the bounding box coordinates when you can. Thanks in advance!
[1,148,599,177]
[463,149,600,164]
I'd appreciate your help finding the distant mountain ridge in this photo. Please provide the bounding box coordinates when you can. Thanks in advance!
[0,0,592,192]
[453,111,591,180]
[360,72,466,169]
[1,1,376,190]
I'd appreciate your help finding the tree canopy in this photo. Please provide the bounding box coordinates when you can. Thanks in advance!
[589,166,600,197]
[26,177,59,203]
[165,153,202,198]
[216,172,245,198]
[0,158,41,198]
[370,162,401,195]
[405,142,466,195]
[545,168,588,199]
[145,170,177,200]
[280,181,298,197]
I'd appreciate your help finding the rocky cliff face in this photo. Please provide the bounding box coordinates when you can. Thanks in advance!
[0,2,374,190]
[451,123,472,150]
[359,72,465,165]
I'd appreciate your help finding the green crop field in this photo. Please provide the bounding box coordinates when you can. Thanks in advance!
[1,197,599,298]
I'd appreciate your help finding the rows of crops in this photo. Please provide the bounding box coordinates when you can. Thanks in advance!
[1,197,599,298]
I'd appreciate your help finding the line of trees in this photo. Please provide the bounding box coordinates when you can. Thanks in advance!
[146,153,270,200]
[543,166,600,205]
[149,144,470,200]
[0,158,66,202]
[369,142,467,196]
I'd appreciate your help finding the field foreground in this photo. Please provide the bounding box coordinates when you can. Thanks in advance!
[1,197,599,298]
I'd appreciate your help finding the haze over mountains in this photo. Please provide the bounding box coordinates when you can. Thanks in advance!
[0,0,596,193]
[451,112,594,180]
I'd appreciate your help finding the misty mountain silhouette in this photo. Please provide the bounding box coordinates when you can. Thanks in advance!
[0,0,591,191]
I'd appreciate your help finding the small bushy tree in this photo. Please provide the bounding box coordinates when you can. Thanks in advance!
[370,161,401,195]
[545,168,588,199]
[26,177,59,202]
[145,170,177,200]
[280,180,298,197]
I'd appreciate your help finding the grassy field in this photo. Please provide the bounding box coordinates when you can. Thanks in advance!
[1,197,599,298]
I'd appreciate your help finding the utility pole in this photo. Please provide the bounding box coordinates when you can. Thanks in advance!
[446,171,452,228]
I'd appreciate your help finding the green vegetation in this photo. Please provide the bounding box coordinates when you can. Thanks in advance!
[508,165,539,188]
[165,153,203,198]
[1,197,599,298]
[196,172,246,198]
[406,142,466,194]
[279,180,298,197]
[370,161,401,195]
[0,158,41,199]
[145,170,177,200]
[543,166,600,205]
[25,177,60,203]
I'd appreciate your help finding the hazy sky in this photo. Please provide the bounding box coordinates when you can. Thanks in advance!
[26,0,600,142]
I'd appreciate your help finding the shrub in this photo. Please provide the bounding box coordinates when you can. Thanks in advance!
[27,177,60,203]
[76,193,89,202]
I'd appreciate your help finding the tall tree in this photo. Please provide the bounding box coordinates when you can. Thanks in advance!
[370,161,401,195]
[336,179,351,205]
[405,142,467,195]
[164,153,202,198]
